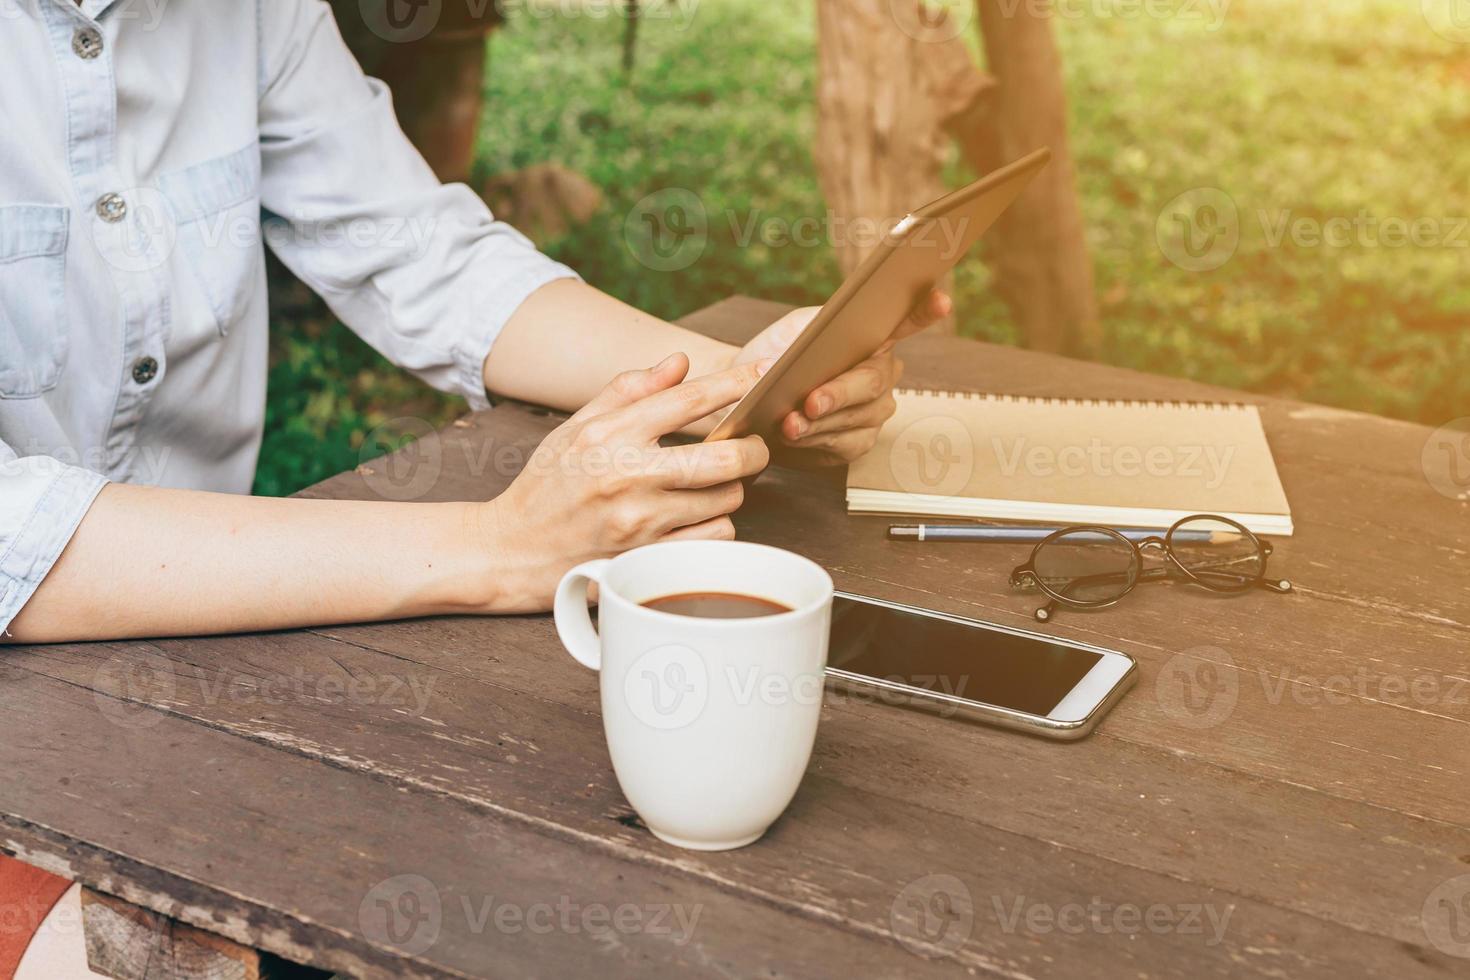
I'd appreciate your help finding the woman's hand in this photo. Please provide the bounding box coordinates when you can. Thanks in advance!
[479,354,772,611]
[731,289,952,465]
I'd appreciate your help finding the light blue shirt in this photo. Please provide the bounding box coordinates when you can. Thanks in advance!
[0,0,579,630]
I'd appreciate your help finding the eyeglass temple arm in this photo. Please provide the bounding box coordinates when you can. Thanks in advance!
[1015,544,1265,591]
[1031,566,1288,593]
[1023,565,1290,621]
[1185,555,1292,593]
[1027,569,1139,623]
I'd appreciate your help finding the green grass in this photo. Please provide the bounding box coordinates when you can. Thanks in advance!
[257,0,1470,494]
[1060,0,1470,421]
[476,0,838,317]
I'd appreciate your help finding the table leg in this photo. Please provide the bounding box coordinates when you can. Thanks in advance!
[80,888,332,980]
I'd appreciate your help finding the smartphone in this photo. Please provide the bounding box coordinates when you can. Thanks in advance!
[825,593,1137,739]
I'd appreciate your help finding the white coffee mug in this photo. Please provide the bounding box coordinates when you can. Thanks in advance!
[554,540,834,851]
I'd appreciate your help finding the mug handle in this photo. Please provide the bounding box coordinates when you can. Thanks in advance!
[554,559,610,671]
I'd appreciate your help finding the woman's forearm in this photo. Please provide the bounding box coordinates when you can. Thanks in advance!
[6,355,775,645]
[483,279,738,420]
[5,483,498,643]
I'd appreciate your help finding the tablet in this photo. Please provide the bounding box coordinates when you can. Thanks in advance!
[706,147,1051,444]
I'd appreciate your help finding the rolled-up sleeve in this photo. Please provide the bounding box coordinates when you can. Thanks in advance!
[256,0,579,410]
[0,445,107,634]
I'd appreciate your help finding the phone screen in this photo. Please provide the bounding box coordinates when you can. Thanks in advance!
[827,596,1104,717]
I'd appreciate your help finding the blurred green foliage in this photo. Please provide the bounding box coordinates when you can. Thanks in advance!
[258,0,1469,494]
[254,266,463,497]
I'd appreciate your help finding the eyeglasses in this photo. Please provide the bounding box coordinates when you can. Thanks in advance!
[1008,514,1292,622]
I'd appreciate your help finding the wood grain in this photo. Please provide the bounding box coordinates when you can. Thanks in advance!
[81,887,320,980]
[3,296,1465,979]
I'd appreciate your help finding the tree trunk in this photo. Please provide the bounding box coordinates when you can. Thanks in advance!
[813,0,994,332]
[623,0,640,74]
[960,1,1101,356]
[375,34,492,184]
[329,1,502,184]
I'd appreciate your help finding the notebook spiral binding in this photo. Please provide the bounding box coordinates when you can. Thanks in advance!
[894,387,1251,412]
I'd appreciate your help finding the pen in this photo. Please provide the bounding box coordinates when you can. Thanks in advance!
[887,524,1216,543]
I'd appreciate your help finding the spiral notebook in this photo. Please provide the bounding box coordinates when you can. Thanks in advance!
[847,388,1293,536]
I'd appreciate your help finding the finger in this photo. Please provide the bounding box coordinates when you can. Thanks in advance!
[782,393,895,442]
[655,435,769,489]
[658,481,747,532]
[657,514,737,543]
[794,449,847,469]
[571,353,690,423]
[762,306,820,348]
[891,288,952,342]
[802,350,899,421]
[783,427,882,463]
[624,358,773,437]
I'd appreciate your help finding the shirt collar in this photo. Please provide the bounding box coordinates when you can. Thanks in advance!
[51,0,124,21]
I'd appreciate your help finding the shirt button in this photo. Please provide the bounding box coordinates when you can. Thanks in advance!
[72,27,104,60]
[96,193,127,223]
[131,356,158,385]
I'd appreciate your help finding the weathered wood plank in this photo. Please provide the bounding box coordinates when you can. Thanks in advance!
[81,887,325,980]
[2,648,1459,979]
[0,667,990,980]
[9,608,1468,950]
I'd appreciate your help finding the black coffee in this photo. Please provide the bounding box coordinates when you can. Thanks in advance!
[642,592,792,619]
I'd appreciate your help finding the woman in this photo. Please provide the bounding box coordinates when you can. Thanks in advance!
[0,3,943,973]
[1,0,946,643]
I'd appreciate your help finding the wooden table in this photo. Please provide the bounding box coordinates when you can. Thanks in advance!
[3,296,1467,979]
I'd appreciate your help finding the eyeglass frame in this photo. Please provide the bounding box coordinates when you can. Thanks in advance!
[1007,514,1293,622]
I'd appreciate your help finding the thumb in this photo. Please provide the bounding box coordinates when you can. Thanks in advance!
[572,352,690,421]
[766,306,819,346]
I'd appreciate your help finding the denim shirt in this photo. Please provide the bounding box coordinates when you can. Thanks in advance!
[0,0,579,629]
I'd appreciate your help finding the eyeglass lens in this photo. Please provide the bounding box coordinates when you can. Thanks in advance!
[1167,516,1264,591]
[1032,530,1138,604]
